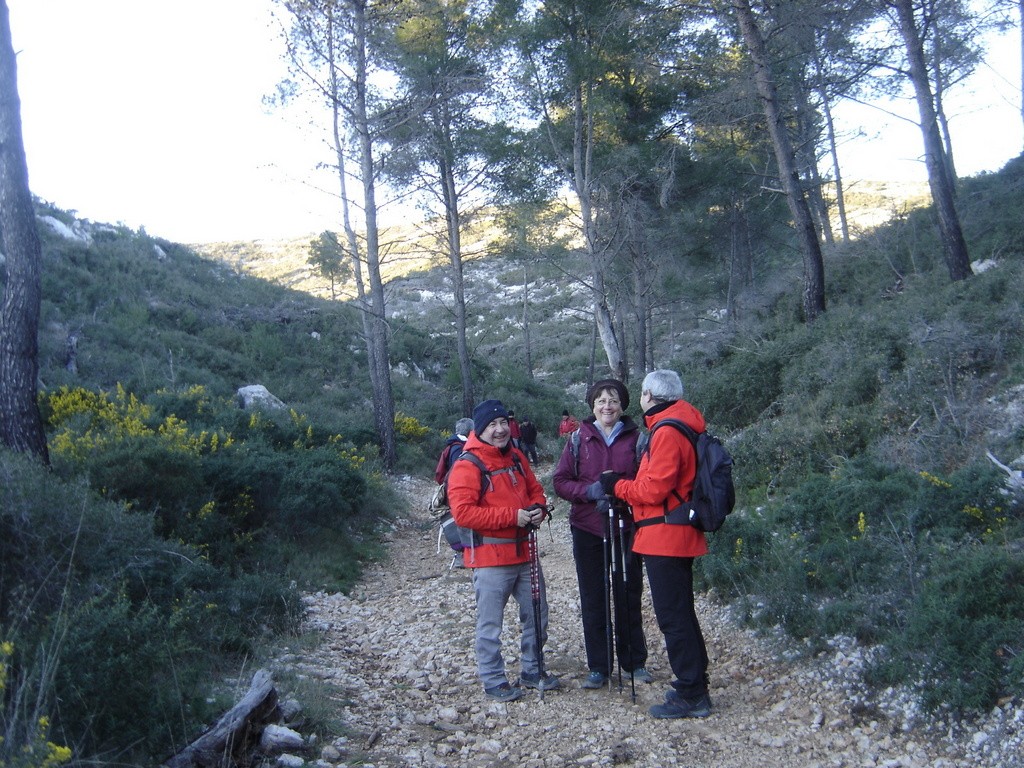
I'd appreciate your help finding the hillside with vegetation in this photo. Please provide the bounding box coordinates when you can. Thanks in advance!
[1,160,1022,766]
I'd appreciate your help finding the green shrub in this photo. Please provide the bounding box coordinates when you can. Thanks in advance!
[702,454,1024,704]
[54,590,217,759]
[1,449,279,765]
[893,546,1024,712]
[0,641,72,768]
[275,446,367,536]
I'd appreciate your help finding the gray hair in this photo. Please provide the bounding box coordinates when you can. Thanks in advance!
[455,417,474,437]
[642,369,684,402]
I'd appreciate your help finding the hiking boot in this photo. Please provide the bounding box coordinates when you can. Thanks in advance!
[520,672,561,691]
[581,670,608,689]
[668,687,713,708]
[630,667,653,684]
[484,682,522,702]
[650,691,712,719]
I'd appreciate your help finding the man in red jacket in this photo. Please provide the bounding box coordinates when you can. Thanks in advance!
[596,369,712,719]
[449,399,560,701]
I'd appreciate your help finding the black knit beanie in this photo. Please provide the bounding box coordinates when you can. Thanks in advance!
[473,399,509,436]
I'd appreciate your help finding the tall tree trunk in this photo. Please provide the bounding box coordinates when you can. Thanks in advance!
[794,89,834,245]
[521,266,533,379]
[892,0,973,281]
[438,152,474,415]
[0,0,48,463]
[928,15,959,196]
[813,48,850,242]
[352,0,397,470]
[572,83,625,380]
[733,0,826,321]
[326,6,383,463]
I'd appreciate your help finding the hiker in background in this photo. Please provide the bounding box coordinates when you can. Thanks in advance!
[593,369,712,719]
[448,399,560,702]
[558,409,579,439]
[519,415,539,464]
[435,417,474,484]
[507,409,521,450]
[433,417,475,567]
[553,379,650,690]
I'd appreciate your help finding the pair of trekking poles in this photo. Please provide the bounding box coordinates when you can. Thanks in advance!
[526,500,637,703]
[599,497,638,703]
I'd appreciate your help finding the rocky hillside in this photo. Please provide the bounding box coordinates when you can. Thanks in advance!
[191,181,931,302]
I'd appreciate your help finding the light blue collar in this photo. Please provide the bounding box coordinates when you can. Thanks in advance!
[600,420,624,446]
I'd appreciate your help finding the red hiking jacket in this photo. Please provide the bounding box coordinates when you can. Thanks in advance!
[612,400,709,558]
[448,433,547,567]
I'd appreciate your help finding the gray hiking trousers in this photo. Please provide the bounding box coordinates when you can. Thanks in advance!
[471,561,549,689]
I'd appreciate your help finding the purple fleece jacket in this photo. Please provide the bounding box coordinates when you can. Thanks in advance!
[552,416,641,538]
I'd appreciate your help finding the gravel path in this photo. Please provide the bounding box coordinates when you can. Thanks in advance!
[283,472,1022,768]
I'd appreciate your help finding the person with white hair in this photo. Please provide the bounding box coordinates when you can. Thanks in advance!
[592,369,712,719]
[433,416,477,568]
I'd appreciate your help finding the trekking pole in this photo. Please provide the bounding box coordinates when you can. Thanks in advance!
[527,524,546,701]
[618,510,636,703]
[608,501,623,693]
[599,498,614,692]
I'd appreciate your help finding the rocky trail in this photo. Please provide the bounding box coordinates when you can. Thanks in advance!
[277,471,1022,768]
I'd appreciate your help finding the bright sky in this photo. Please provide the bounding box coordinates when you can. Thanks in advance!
[10,0,340,244]
[7,1,1024,245]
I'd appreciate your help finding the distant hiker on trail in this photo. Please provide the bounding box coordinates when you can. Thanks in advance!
[507,409,521,450]
[553,378,651,691]
[519,415,539,464]
[448,399,560,702]
[435,417,474,484]
[592,369,712,719]
[433,417,474,568]
[558,409,579,438]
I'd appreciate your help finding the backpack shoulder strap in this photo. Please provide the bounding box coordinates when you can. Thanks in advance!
[650,417,699,447]
[454,451,490,499]
[647,418,700,509]
[569,428,582,475]
[634,430,649,464]
[639,418,695,461]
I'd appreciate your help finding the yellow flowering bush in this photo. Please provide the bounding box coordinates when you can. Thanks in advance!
[918,470,952,489]
[326,434,366,469]
[394,411,431,440]
[43,385,231,463]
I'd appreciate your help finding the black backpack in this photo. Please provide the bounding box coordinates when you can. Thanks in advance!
[434,451,526,550]
[634,419,735,533]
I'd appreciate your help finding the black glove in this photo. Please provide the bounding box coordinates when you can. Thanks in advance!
[585,481,605,501]
[611,497,633,519]
[599,471,623,496]
[525,503,548,530]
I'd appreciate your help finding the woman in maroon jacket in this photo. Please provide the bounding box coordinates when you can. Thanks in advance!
[553,379,651,690]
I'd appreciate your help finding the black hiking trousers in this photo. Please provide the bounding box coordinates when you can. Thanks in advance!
[644,554,709,699]
[572,526,647,676]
